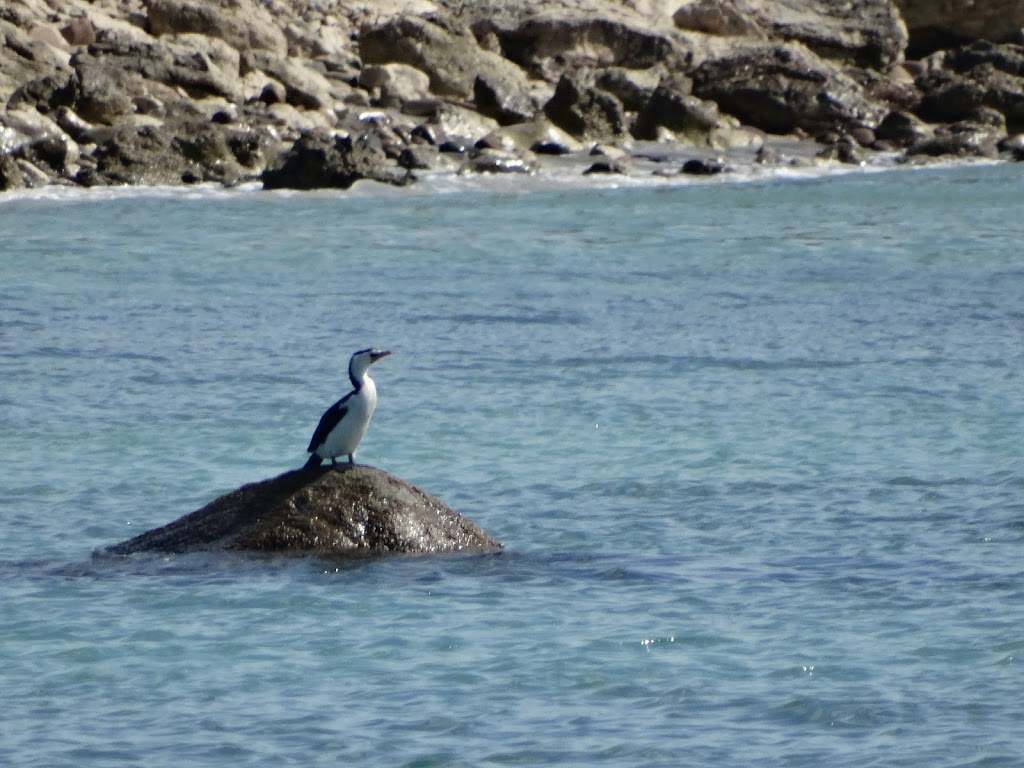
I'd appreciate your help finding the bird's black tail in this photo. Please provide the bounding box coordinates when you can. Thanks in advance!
[304,453,323,470]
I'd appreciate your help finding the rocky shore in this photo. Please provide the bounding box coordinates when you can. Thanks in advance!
[2,0,1023,193]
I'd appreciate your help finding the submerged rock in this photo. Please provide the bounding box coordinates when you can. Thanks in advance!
[105,464,502,558]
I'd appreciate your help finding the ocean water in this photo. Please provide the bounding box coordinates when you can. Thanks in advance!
[1,164,1022,767]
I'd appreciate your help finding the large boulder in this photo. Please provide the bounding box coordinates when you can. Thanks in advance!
[632,81,722,141]
[242,51,335,110]
[916,42,1024,130]
[261,129,411,190]
[543,72,627,139]
[692,41,889,134]
[104,464,502,558]
[145,0,288,57]
[455,1,683,84]
[359,13,530,101]
[673,0,907,69]
[894,0,1024,57]
[1,19,71,106]
[81,118,251,186]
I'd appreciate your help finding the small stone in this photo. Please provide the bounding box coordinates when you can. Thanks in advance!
[582,160,626,175]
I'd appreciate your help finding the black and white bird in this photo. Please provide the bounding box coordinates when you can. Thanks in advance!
[304,348,391,468]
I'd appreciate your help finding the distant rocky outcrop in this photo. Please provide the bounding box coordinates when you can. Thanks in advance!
[105,465,501,558]
[3,0,1024,192]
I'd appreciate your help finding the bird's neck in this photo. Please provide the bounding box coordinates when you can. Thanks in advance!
[351,370,374,394]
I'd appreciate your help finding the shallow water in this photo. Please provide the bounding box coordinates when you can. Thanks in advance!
[2,164,1023,767]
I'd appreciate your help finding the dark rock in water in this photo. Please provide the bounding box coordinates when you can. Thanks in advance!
[105,465,501,558]
[582,159,627,175]
[681,157,729,175]
[531,140,572,155]
[261,130,411,190]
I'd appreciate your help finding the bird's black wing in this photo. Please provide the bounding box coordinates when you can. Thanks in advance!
[306,393,351,453]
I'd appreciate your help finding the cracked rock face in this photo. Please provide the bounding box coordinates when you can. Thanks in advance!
[105,465,502,559]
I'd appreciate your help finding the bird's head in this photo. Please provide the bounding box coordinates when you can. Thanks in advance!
[349,348,391,381]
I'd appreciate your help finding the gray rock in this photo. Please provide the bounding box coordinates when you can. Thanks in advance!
[915,69,987,124]
[359,13,529,101]
[944,40,1024,78]
[633,83,721,141]
[876,110,934,146]
[1,19,71,106]
[681,156,730,174]
[104,464,501,558]
[73,60,140,124]
[937,42,1024,129]
[60,16,97,47]
[998,132,1024,158]
[544,73,627,140]
[582,159,627,175]
[474,73,536,125]
[242,52,334,110]
[146,0,287,57]
[460,147,537,174]
[673,0,769,39]
[595,66,668,112]
[360,63,432,107]
[904,124,1002,158]
[16,132,79,175]
[0,152,25,191]
[674,0,907,69]
[816,135,865,163]
[7,71,78,113]
[83,118,249,186]
[692,41,888,134]
[894,0,1024,56]
[914,44,1024,130]
[466,5,681,84]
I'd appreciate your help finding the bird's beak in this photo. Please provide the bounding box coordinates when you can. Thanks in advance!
[371,350,392,363]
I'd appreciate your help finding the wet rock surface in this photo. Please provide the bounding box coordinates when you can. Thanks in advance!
[3,0,1024,193]
[105,464,502,559]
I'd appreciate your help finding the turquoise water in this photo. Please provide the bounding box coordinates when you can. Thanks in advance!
[1,165,1023,766]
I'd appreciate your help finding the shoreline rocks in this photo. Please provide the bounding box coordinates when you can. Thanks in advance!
[104,464,502,559]
[2,0,1024,193]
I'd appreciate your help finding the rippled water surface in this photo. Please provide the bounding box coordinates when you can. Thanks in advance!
[2,166,1023,767]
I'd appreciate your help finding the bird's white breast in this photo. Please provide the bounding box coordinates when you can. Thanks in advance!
[321,375,377,458]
